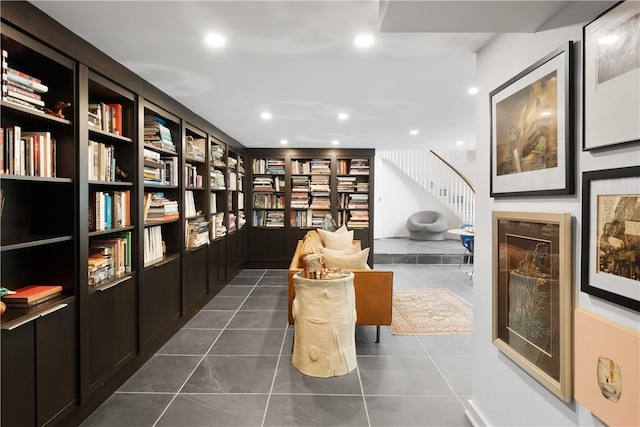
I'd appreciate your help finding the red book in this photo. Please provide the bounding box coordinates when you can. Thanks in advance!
[2,285,62,306]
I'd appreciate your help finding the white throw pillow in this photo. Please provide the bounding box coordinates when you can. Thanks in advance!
[317,228,354,250]
[321,247,370,270]
[318,242,361,257]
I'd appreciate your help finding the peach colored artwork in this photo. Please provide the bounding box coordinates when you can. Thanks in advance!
[575,309,640,427]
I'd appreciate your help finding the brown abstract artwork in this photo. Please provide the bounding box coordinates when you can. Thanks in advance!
[495,71,558,176]
[597,194,640,282]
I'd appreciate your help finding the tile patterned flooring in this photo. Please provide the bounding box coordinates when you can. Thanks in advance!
[81,264,474,427]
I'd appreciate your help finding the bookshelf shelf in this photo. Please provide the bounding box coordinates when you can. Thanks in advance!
[0,175,73,183]
[88,273,134,294]
[88,180,134,187]
[89,127,132,143]
[0,234,74,251]
[0,295,74,329]
[143,252,180,269]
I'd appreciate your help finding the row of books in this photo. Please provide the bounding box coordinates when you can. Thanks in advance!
[143,225,164,267]
[1,49,48,114]
[185,163,203,188]
[291,159,331,175]
[211,212,227,239]
[210,168,226,189]
[143,192,179,223]
[252,158,285,175]
[89,190,132,231]
[341,210,370,228]
[88,231,132,287]
[186,216,209,249]
[253,193,285,209]
[185,190,200,218]
[88,140,118,182]
[253,210,285,228]
[337,159,370,175]
[143,148,179,186]
[1,126,56,177]
[88,102,123,136]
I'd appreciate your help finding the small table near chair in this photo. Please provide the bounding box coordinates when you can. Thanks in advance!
[447,227,475,276]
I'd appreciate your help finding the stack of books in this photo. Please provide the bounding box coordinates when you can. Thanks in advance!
[143,148,164,185]
[186,216,209,248]
[350,159,370,175]
[210,168,225,189]
[1,285,62,308]
[1,49,48,113]
[144,192,179,222]
[144,115,176,153]
[88,232,132,286]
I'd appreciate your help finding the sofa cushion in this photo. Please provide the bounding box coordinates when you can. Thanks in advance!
[317,228,354,250]
[320,246,370,270]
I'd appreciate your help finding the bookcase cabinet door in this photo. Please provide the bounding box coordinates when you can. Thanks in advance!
[1,322,36,427]
[249,228,286,262]
[0,300,76,427]
[140,258,181,349]
[87,278,136,393]
[184,246,208,309]
[36,300,77,426]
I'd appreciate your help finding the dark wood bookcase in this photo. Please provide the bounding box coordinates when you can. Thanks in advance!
[245,148,375,268]
[183,123,209,312]
[138,101,182,351]
[80,67,137,399]
[0,24,78,427]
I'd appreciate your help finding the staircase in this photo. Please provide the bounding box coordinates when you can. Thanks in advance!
[376,150,475,225]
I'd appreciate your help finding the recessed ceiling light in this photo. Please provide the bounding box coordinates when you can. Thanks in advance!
[260,112,272,120]
[337,113,349,120]
[204,33,226,48]
[467,87,478,95]
[354,34,374,48]
[410,130,419,135]
[456,140,464,146]
[332,140,340,145]
[280,139,288,145]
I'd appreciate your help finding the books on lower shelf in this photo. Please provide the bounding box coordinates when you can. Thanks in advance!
[143,192,179,223]
[210,168,225,189]
[1,285,62,308]
[89,190,131,231]
[186,216,209,249]
[88,231,132,286]
[1,126,56,177]
[210,212,226,239]
[144,225,164,267]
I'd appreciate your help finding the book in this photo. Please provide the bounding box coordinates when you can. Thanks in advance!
[2,285,62,307]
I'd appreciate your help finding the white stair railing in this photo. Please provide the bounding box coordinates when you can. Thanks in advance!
[376,149,475,225]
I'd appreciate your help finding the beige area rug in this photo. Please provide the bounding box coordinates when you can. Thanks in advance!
[389,288,473,335]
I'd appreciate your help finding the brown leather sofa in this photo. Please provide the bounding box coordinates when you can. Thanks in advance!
[288,239,393,342]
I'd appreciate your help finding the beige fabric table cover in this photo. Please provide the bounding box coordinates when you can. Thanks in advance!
[292,271,357,377]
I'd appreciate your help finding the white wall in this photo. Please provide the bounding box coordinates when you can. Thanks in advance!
[471,20,640,427]
[435,149,476,187]
[373,156,462,238]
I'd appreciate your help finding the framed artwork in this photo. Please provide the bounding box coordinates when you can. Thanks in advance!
[575,309,640,427]
[492,211,572,402]
[583,0,640,150]
[490,42,574,197]
[581,166,640,312]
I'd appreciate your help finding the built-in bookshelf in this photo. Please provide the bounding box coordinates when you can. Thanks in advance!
[82,70,138,400]
[291,158,331,228]
[1,25,78,427]
[209,138,227,240]
[252,157,286,228]
[337,157,370,228]
[245,149,375,268]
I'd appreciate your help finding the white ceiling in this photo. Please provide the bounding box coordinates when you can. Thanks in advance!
[31,1,615,151]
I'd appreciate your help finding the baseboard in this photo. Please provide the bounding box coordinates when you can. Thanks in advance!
[465,399,488,427]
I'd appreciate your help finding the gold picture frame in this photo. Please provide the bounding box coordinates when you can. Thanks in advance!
[492,211,573,402]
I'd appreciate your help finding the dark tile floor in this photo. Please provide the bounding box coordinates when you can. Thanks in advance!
[81,264,474,427]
